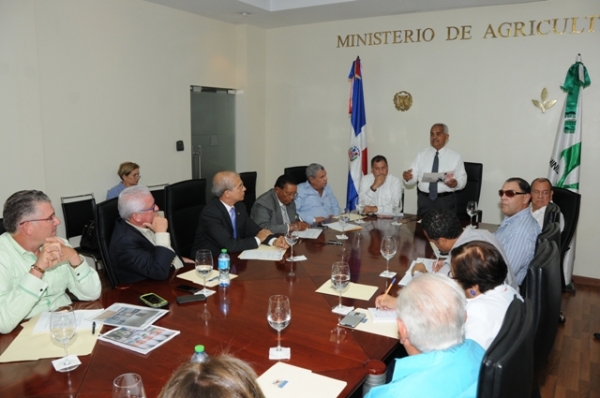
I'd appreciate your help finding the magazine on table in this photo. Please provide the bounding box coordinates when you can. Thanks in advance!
[99,325,180,354]
[88,303,168,329]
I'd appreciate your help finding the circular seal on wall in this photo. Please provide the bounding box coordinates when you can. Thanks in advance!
[393,91,413,112]
[348,146,360,162]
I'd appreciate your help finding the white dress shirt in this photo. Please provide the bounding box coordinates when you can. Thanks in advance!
[359,173,403,214]
[404,146,467,193]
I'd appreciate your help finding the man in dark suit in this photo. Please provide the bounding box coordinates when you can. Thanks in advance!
[191,171,288,258]
[251,174,310,234]
[110,186,183,285]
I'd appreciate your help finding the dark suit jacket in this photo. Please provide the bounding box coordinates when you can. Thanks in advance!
[191,198,273,258]
[109,219,176,285]
[250,189,298,235]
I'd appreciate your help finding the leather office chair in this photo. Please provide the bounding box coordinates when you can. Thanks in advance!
[164,178,207,258]
[94,198,120,289]
[523,239,561,398]
[284,166,308,185]
[477,297,535,398]
[239,171,257,213]
[455,162,483,222]
[148,183,168,212]
[551,186,581,289]
[542,202,561,229]
[0,218,5,235]
[61,193,101,270]
[536,221,561,252]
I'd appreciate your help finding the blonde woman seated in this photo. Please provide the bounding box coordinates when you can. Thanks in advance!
[450,240,522,350]
[158,355,265,398]
[106,162,140,200]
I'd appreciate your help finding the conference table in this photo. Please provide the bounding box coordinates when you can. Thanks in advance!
[0,215,486,397]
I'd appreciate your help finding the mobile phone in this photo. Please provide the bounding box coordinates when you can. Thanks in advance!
[327,240,342,246]
[176,284,200,294]
[176,294,207,304]
[339,311,367,328]
[139,293,169,308]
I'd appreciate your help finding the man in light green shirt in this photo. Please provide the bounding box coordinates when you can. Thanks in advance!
[0,190,101,334]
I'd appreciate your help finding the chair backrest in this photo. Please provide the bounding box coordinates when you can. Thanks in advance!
[542,202,561,229]
[148,183,168,211]
[551,187,581,257]
[94,198,120,289]
[0,218,5,235]
[165,179,207,258]
[239,171,257,214]
[477,297,535,398]
[524,239,561,380]
[536,220,560,252]
[284,166,308,185]
[61,194,96,240]
[455,162,483,221]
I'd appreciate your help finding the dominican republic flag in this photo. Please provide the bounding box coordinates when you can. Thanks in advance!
[548,54,590,285]
[346,57,367,211]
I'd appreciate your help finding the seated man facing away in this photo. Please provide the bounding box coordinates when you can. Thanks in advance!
[109,186,184,285]
[295,163,341,224]
[0,190,101,334]
[495,177,541,285]
[251,174,310,234]
[367,273,484,398]
[192,171,288,259]
[359,155,403,215]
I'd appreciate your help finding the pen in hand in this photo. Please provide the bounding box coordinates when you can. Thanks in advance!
[92,321,96,335]
[377,278,397,309]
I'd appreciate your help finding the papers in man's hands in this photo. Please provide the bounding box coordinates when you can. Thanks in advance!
[239,245,285,261]
[422,172,448,183]
[258,362,347,398]
[292,228,322,239]
[89,303,167,330]
[99,325,180,355]
[399,258,437,286]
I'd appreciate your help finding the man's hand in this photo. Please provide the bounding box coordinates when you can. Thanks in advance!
[375,294,397,310]
[181,256,195,265]
[402,169,413,182]
[273,236,289,249]
[432,259,445,273]
[371,174,386,190]
[364,205,378,214]
[143,214,168,233]
[35,239,64,272]
[314,216,326,224]
[290,221,310,232]
[444,178,458,188]
[256,229,272,243]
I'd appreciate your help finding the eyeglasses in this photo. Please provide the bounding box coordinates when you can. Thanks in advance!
[498,190,527,198]
[282,191,298,198]
[531,189,551,197]
[19,213,57,225]
[137,204,158,213]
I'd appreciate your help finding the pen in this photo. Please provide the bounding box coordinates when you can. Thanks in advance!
[384,278,397,296]
[207,275,219,282]
[92,321,96,335]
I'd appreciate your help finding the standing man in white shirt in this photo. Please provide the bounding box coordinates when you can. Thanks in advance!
[359,155,403,215]
[402,123,467,216]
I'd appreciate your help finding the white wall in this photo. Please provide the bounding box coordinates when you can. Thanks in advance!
[265,0,600,278]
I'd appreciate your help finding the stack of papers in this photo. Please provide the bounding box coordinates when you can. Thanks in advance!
[99,325,180,354]
[177,269,238,287]
[315,280,377,301]
[89,303,168,329]
[239,245,285,261]
[292,228,322,239]
[258,362,346,398]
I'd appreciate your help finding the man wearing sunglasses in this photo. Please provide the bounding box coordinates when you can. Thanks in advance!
[495,178,541,285]
[0,190,101,334]
[109,186,185,285]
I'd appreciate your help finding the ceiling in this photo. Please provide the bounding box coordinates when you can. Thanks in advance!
[145,0,542,29]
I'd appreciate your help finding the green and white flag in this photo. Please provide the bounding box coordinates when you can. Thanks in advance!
[548,55,590,285]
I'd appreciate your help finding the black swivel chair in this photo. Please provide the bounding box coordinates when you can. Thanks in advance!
[523,239,561,398]
[61,194,102,270]
[536,221,561,252]
[239,171,257,213]
[148,183,168,211]
[542,202,561,229]
[477,297,535,398]
[551,186,581,289]
[94,198,120,289]
[455,162,483,222]
[164,179,207,258]
[284,166,308,185]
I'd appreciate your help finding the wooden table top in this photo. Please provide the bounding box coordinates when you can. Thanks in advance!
[0,216,488,397]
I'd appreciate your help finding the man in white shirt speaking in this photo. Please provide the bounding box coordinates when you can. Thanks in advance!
[359,155,403,215]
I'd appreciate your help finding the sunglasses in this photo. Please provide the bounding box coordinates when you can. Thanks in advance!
[498,190,527,198]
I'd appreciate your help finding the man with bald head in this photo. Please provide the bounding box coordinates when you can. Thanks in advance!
[192,171,288,258]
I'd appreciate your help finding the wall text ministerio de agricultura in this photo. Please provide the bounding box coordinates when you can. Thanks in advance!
[336,15,600,47]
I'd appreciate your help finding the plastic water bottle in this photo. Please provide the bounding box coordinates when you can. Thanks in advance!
[218,249,230,287]
[191,345,209,363]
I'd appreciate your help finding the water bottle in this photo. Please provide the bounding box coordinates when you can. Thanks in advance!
[191,345,209,363]
[219,285,230,316]
[218,249,230,287]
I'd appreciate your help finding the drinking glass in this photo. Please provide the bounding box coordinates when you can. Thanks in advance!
[267,295,291,352]
[466,201,478,229]
[380,236,397,278]
[339,208,350,238]
[285,231,299,262]
[112,373,146,398]
[392,201,402,225]
[355,201,365,224]
[49,306,78,372]
[195,249,214,295]
[331,261,351,311]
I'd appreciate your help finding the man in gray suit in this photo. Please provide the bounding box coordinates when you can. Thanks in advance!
[251,175,310,234]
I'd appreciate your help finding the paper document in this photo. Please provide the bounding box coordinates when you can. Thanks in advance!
[324,222,362,233]
[177,269,238,287]
[258,362,347,398]
[353,308,399,339]
[399,258,437,286]
[239,245,285,261]
[89,303,168,329]
[33,309,104,334]
[315,280,377,301]
[99,325,180,355]
[292,228,322,239]
[368,307,397,323]
[421,172,448,183]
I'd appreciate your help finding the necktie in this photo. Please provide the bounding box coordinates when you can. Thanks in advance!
[229,207,237,239]
[429,151,439,201]
[281,204,291,225]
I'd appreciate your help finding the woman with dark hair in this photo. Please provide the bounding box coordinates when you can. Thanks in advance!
[450,240,521,350]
